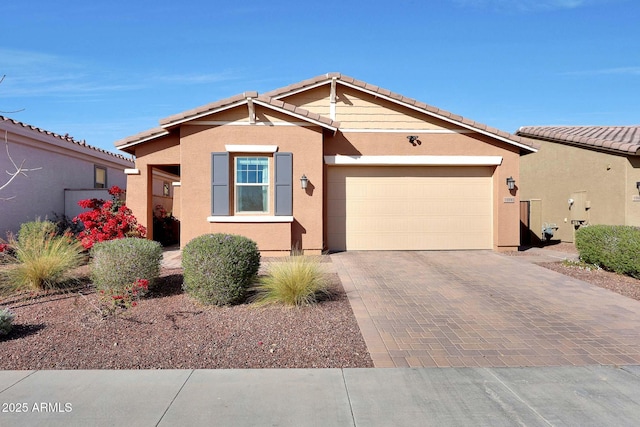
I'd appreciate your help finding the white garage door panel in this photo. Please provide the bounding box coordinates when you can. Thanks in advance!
[327,166,493,251]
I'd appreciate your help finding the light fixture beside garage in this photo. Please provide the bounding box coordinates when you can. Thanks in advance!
[506,176,516,191]
[300,174,309,190]
[636,181,640,193]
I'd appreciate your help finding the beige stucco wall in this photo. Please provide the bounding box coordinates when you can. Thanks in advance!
[626,157,640,227]
[128,133,181,240]
[125,82,526,253]
[323,131,522,251]
[520,140,631,242]
[178,105,325,254]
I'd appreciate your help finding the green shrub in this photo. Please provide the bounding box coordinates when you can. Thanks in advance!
[182,234,260,305]
[575,225,640,278]
[3,224,85,291]
[90,238,162,292]
[0,308,14,336]
[252,254,330,306]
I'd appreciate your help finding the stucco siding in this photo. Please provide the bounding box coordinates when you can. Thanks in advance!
[1,135,130,237]
[520,140,627,242]
[625,157,640,227]
[120,74,531,253]
[323,131,521,250]
[177,108,325,253]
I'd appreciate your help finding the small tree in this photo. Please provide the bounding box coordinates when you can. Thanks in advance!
[1,75,41,200]
[1,135,42,200]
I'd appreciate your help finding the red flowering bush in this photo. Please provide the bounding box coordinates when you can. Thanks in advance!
[98,278,149,314]
[74,186,146,250]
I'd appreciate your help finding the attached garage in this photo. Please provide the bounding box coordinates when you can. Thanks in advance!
[117,72,537,254]
[327,165,494,251]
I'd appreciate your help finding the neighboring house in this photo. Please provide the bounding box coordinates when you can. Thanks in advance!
[0,116,134,238]
[517,125,640,243]
[115,73,538,255]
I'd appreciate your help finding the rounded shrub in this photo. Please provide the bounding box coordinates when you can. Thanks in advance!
[576,225,640,278]
[182,233,261,306]
[90,238,163,292]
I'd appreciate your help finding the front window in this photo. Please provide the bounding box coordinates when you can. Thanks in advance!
[235,157,269,213]
[94,166,107,188]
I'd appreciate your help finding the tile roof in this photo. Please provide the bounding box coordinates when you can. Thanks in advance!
[116,92,339,151]
[115,72,537,153]
[516,125,640,156]
[158,93,338,129]
[1,115,133,162]
[114,127,170,150]
[265,73,537,152]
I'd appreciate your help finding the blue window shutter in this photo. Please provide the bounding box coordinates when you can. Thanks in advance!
[211,152,229,215]
[274,152,292,216]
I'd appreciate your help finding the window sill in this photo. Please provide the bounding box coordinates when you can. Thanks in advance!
[207,216,294,223]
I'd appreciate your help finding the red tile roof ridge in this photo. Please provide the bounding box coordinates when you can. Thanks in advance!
[1,115,132,161]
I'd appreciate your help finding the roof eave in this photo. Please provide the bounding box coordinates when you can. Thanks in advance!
[159,99,248,129]
[115,129,170,152]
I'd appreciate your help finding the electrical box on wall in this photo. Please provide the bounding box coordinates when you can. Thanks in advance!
[569,191,588,222]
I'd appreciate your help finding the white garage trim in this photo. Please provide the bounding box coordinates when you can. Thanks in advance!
[324,155,503,166]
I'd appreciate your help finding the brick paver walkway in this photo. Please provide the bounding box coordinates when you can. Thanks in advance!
[332,251,640,368]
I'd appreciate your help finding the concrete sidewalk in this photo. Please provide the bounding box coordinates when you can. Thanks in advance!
[1,366,640,426]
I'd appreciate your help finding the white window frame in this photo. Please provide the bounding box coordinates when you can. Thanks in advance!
[234,156,270,214]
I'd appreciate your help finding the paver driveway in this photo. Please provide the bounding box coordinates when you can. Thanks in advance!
[332,251,640,368]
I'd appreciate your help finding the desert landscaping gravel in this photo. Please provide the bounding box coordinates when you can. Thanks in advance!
[0,268,373,369]
[528,243,640,302]
[2,244,639,370]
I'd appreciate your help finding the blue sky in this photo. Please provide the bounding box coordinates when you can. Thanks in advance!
[1,0,638,154]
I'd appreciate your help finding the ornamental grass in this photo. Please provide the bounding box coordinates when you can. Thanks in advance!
[251,254,331,307]
[2,220,85,291]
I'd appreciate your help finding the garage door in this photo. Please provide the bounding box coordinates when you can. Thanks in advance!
[327,166,493,250]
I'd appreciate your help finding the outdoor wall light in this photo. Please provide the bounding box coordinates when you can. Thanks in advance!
[506,176,516,191]
[636,181,640,193]
[300,174,309,190]
[407,135,420,146]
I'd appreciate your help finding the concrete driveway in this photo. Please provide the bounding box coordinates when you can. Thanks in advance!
[331,251,640,368]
